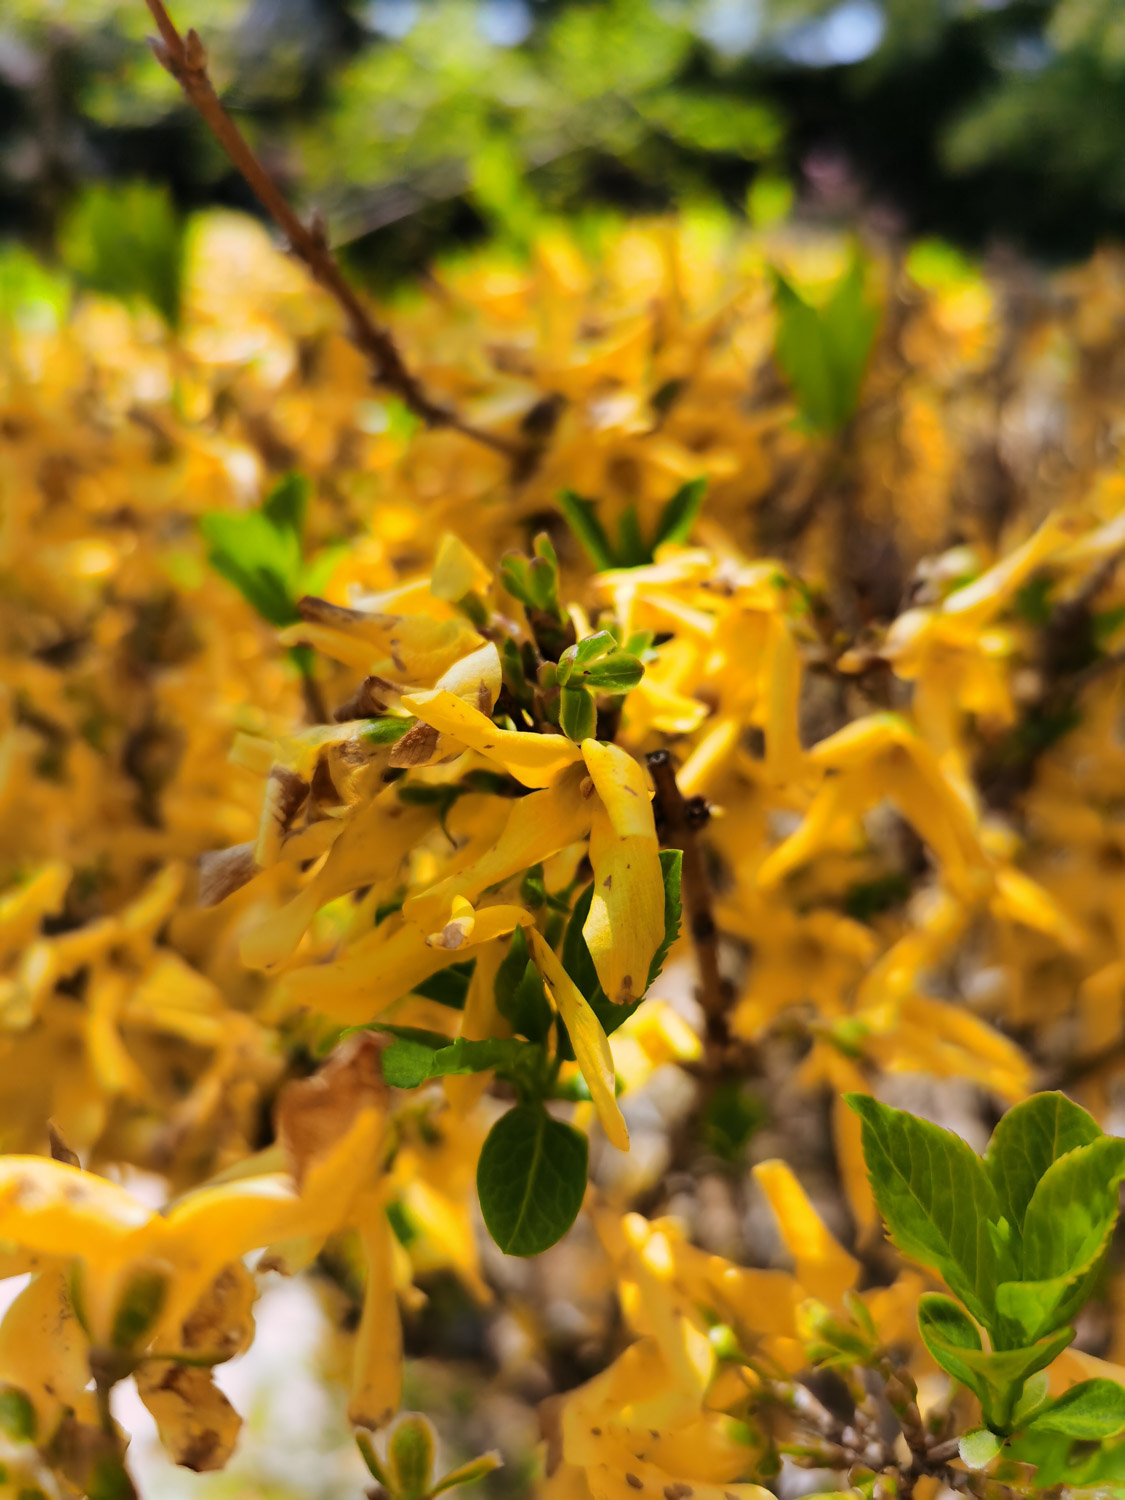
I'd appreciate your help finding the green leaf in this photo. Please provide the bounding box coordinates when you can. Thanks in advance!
[651,476,707,550]
[381,1039,440,1087]
[430,1451,503,1495]
[494,930,552,1043]
[701,1081,766,1164]
[557,632,644,694]
[616,506,648,568]
[362,716,415,744]
[201,511,300,627]
[476,1104,588,1256]
[582,654,645,694]
[111,1268,167,1350]
[984,1092,1101,1237]
[959,1429,1002,1470]
[772,255,878,435]
[201,474,313,630]
[557,491,616,571]
[382,1036,538,1089]
[0,1387,36,1443]
[0,244,70,334]
[1026,1380,1125,1439]
[1010,1426,1125,1489]
[995,1134,1125,1340]
[559,684,597,742]
[388,1413,436,1498]
[1020,1135,1125,1282]
[646,849,682,989]
[917,1293,1073,1432]
[846,1095,1008,1322]
[262,471,309,538]
[557,631,616,684]
[1011,1370,1051,1428]
[60,181,185,327]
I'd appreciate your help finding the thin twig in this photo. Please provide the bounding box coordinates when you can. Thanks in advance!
[646,749,728,1050]
[143,0,520,462]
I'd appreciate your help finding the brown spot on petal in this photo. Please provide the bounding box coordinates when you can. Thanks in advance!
[478,682,492,712]
[298,596,375,629]
[197,843,258,906]
[664,1486,693,1500]
[580,777,595,798]
[333,676,391,722]
[47,1121,80,1167]
[390,722,440,767]
[626,1475,643,1491]
[602,875,613,890]
[268,766,309,834]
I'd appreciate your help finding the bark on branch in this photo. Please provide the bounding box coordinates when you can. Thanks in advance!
[646,749,729,1049]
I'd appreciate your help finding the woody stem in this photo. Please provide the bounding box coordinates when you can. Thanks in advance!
[645,749,728,1050]
[142,0,520,462]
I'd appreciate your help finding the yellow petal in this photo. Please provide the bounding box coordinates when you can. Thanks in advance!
[430,533,493,603]
[431,641,502,712]
[274,919,456,1026]
[579,739,655,841]
[240,786,435,971]
[527,928,629,1151]
[752,1160,858,1305]
[135,1360,242,1472]
[402,762,592,934]
[583,805,664,1005]
[0,1271,91,1440]
[762,613,803,785]
[401,689,581,787]
[349,1193,402,1429]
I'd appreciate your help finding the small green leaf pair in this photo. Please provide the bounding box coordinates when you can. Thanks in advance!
[358,1414,500,1500]
[557,476,707,572]
[499,534,564,624]
[556,630,647,693]
[550,629,646,742]
[850,1091,1125,1434]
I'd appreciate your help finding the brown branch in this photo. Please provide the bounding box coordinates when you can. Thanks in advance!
[143,0,520,462]
[646,749,729,1052]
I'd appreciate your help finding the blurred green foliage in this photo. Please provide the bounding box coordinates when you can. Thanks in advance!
[2,0,1125,263]
[60,180,185,324]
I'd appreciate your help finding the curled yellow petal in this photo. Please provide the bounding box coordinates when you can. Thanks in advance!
[401,689,581,787]
[527,928,629,1152]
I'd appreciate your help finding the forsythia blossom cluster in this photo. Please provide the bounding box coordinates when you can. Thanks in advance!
[3,210,1125,1500]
